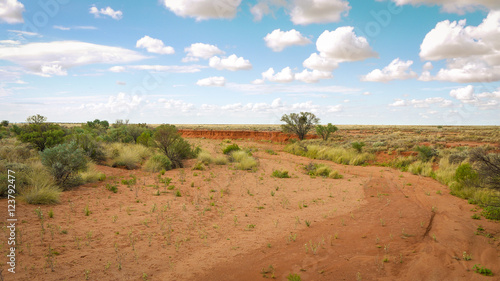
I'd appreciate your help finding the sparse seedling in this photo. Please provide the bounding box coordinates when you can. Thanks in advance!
[463,251,472,261]
[473,264,493,276]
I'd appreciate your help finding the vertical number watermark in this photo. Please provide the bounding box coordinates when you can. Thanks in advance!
[6,169,16,274]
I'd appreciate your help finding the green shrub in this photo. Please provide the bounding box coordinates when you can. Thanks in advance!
[389,156,416,172]
[415,145,437,162]
[1,120,9,127]
[153,124,197,168]
[69,133,106,162]
[316,123,338,141]
[482,206,500,220]
[105,184,118,193]
[470,148,500,190]
[144,154,172,172]
[272,169,290,178]
[305,163,343,179]
[40,142,88,187]
[454,163,479,187]
[137,130,153,146]
[472,264,493,276]
[352,142,365,153]
[223,143,240,155]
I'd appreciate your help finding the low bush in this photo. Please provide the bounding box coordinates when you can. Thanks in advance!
[144,154,172,172]
[223,143,240,155]
[305,163,343,179]
[415,145,437,162]
[214,155,228,165]
[352,141,365,153]
[192,161,206,170]
[271,169,290,178]
[40,142,88,187]
[482,206,500,220]
[20,164,61,204]
[231,151,258,170]
[197,151,214,165]
[389,156,416,172]
[285,143,374,166]
[79,163,104,183]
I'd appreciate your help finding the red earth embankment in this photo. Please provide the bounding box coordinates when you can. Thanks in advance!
[178,129,318,142]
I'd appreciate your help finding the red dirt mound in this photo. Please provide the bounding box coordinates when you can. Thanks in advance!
[178,129,318,142]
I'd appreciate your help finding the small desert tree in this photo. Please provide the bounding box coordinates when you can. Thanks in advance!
[153,124,196,168]
[280,112,319,141]
[316,123,338,141]
[16,115,65,151]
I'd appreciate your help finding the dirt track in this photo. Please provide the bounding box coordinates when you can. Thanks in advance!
[2,138,499,281]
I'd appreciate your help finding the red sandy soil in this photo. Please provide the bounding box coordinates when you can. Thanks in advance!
[1,138,499,281]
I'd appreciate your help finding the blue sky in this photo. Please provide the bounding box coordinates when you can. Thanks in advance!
[1,0,499,125]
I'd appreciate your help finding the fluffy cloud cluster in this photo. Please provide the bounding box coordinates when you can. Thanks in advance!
[303,53,338,72]
[209,54,252,71]
[264,29,312,52]
[161,0,242,20]
[290,0,351,25]
[183,43,224,62]
[196,76,226,87]
[254,67,332,84]
[449,85,500,109]
[389,97,453,108]
[257,26,375,84]
[250,0,350,25]
[109,64,203,73]
[389,0,500,14]
[82,92,143,114]
[362,58,418,82]
[420,11,500,83]
[0,41,146,77]
[0,0,24,24]
[317,27,378,62]
[136,36,175,55]
[90,5,123,20]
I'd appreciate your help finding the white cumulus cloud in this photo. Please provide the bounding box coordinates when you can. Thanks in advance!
[419,11,500,83]
[0,41,146,77]
[316,27,378,62]
[136,36,175,55]
[290,0,350,25]
[388,0,500,14]
[0,0,24,24]
[183,43,224,62]
[295,69,332,83]
[196,76,226,87]
[303,53,338,72]
[209,54,252,71]
[90,5,123,20]
[161,0,242,21]
[264,29,312,52]
[361,58,418,82]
